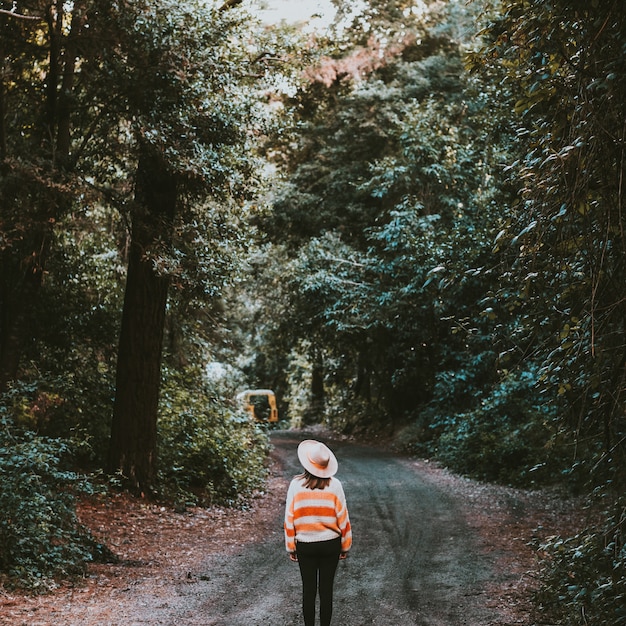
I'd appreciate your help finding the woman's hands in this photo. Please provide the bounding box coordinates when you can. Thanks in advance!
[288,552,298,562]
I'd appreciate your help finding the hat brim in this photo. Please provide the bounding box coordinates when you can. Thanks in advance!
[297,440,338,478]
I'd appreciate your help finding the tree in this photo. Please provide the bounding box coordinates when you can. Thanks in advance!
[1,0,267,492]
[108,150,177,492]
[473,2,626,622]
[99,0,262,492]
[255,0,510,428]
[477,0,626,487]
[0,1,85,389]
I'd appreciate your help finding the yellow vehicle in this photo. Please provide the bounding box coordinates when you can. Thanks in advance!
[236,389,279,423]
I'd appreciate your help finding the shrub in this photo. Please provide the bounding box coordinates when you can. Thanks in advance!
[431,368,568,486]
[535,497,626,625]
[158,366,270,507]
[435,408,556,485]
[0,408,102,591]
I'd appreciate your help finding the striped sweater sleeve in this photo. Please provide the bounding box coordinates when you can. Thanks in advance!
[284,480,298,552]
[333,478,352,553]
[284,477,352,553]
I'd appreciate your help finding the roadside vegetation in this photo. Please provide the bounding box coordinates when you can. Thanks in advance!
[0,1,624,623]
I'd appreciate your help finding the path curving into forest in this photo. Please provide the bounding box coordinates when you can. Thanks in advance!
[170,431,502,625]
[2,430,519,626]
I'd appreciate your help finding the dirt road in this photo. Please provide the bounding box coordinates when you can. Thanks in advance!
[168,431,502,625]
[3,430,528,625]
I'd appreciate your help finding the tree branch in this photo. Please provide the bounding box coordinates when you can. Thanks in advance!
[219,0,243,11]
[0,8,44,21]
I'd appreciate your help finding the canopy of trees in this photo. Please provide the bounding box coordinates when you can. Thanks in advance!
[0,0,624,621]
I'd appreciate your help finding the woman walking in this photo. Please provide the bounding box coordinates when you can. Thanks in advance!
[284,439,352,626]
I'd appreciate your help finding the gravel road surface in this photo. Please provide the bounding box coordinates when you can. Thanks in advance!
[172,431,501,625]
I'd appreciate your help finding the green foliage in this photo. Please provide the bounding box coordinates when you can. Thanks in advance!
[465,1,626,621]
[0,399,103,591]
[87,0,263,196]
[20,206,123,458]
[476,0,626,488]
[433,367,567,486]
[254,0,509,431]
[535,497,626,626]
[0,0,282,588]
[157,366,270,507]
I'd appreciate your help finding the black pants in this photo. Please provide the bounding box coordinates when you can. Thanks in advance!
[296,536,342,626]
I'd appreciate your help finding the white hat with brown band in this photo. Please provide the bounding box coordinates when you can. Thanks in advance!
[297,439,338,478]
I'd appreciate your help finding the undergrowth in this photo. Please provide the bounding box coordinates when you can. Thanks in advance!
[535,495,626,626]
[0,409,104,591]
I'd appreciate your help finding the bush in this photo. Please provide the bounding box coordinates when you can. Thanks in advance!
[535,497,626,625]
[429,368,568,486]
[435,409,557,485]
[158,366,270,507]
[7,371,113,471]
[0,407,102,591]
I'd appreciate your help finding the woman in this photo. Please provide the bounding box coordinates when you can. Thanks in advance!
[284,439,352,626]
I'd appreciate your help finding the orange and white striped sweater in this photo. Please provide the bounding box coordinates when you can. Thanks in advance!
[284,476,352,553]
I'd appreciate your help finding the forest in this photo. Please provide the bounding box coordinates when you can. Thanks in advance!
[0,0,624,623]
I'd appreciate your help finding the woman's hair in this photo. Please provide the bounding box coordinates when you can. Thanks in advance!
[297,469,331,490]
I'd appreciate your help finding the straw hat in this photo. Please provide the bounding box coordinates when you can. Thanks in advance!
[297,440,338,478]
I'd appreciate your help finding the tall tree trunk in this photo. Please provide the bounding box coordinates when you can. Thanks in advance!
[55,3,83,168]
[0,250,46,390]
[107,149,177,494]
[310,348,325,419]
[0,2,80,390]
[354,345,371,401]
[0,55,6,160]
